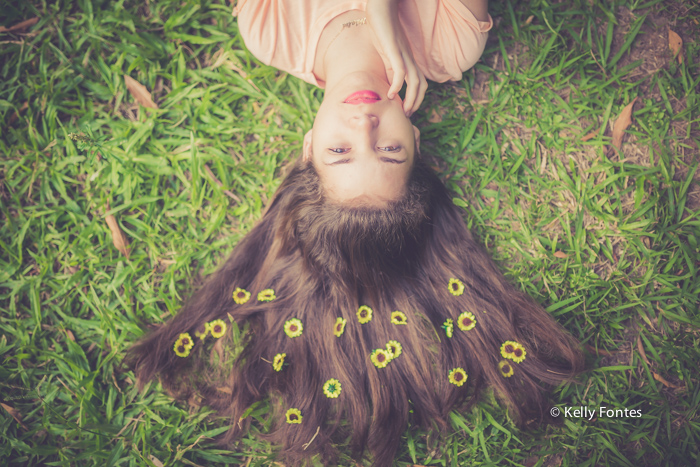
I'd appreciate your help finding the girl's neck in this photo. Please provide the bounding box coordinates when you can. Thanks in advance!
[314,11,388,90]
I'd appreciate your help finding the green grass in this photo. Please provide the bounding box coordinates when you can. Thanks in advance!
[1,0,699,465]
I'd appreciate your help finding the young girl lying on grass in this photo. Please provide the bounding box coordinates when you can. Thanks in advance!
[127,1,584,465]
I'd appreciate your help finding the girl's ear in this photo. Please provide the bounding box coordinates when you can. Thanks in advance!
[303,130,313,161]
[413,125,420,154]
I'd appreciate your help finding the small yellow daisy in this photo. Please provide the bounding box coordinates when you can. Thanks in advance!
[173,334,193,357]
[173,342,190,357]
[441,318,454,338]
[390,311,407,325]
[232,287,251,304]
[500,340,527,363]
[284,318,303,338]
[448,367,468,387]
[499,360,514,378]
[370,349,391,368]
[448,278,465,296]
[333,317,347,337]
[176,332,194,350]
[273,353,286,372]
[257,288,276,302]
[195,322,211,341]
[457,311,477,331]
[285,408,302,424]
[323,378,342,398]
[386,340,402,360]
[209,319,227,339]
[357,305,373,324]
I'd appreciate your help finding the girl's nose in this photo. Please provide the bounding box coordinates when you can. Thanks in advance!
[350,114,379,129]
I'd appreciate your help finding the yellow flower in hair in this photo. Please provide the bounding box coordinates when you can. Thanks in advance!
[442,319,454,338]
[385,340,402,359]
[176,333,194,350]
[499,360,514,378]
[273,353,286,372]
[173,342,190,357]
[390,311,407,325]
[333,317,347,337]
[370,349,391,368]
[195,323,210,341]
[257,288,276,302]
[232,287,251,304]
[500,340,527,363]
[448,367,468,387]
[173,333,194,357]
[457,311,476,331]
[357,305,373,324]
[448,278,465,296]
[284,318,303,338]
[323,378,342,398]
[209,319,227,339]
[285,408,302,424]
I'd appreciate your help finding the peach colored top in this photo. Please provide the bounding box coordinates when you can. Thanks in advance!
[233,0,492,88]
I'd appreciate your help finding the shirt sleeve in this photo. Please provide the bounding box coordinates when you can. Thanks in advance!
[404,0,493,83]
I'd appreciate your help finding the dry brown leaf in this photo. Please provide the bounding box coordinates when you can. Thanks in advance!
[105,214,130,258]
[0,17,39,33]
[525,15,534,25]
[636,335,650,366]
[553,251,567,258]
[611,97,638,150]
[123,75,158,109]
[149,455,165,467]
[668,29,684,64]
[581,130,598,142]
[1,403,28,430]
[65,329,76,342]
[9,101,28,124]
[584,344,614,356]
[652,372,682,389]
[428,108,442,123]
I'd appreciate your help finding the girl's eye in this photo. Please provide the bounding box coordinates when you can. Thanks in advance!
[329,148,349,154]
[380,146,401,152]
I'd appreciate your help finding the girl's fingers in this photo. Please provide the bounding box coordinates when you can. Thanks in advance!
[388,67,405,100]
[411,74,428,115]
[386,50,406,99]
[402,58,421,115]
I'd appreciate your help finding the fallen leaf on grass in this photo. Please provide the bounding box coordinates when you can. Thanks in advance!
[149,456,164,467]
[65,329,76,342]
[1,403,28,430]
[553,251,567,258]
[653,372,683,389]
[581,129,598,142]
[636,335,651,366]
[9,101,28,124]
[668,29,683,64]
[105,214,130,258]
[611,97,638,151]
[584,344,614,356]
[0,17,39,33]
[524,15,534,25]
[428,108,442,123]
[123,75,158,109]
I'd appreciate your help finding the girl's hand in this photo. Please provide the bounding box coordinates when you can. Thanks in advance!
[366,0,427,116]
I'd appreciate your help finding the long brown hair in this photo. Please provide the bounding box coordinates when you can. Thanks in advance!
[126,158,584,466]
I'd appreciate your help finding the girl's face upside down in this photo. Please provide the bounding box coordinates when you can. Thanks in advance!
[304,70,420,205]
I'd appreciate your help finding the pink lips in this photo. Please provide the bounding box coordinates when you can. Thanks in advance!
[344,90,381,104]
